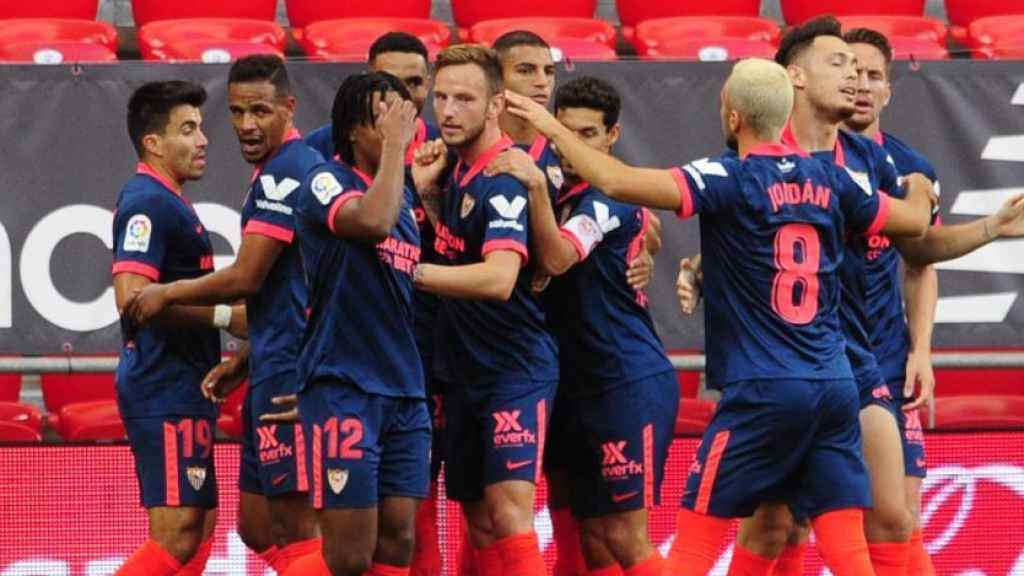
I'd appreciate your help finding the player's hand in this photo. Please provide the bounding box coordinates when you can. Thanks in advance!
[905,173,939,214]
[200,356,247,403]
[377,92,418,148]
[991,193,1024,238]
[903,350,936,412]
[531,271,551,294]
[259,394,299,423]
[676,256,702,315]
[125,283,172,327]
[412,138,448,192]
[627,249,655,290]
[503,90,563,137]
[484,148,547,190]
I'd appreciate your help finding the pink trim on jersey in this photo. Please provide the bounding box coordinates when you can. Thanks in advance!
[250,128,304,183]
[528,136,548,161]
[244,219,295,244]
[534,399,547,484]
[781,120,845,162]
[200,255,214,270]
[627,207,651,263]
[643,423,654,509]
[326,191,366,235]
[745,143,809,158]
[136,162,182,195]
[455,135,514,188]
[866,191,893,237]
[163,422,181,506]
[695,430,730,515]
[670,168,695,219]
[405,118,429,166]
[874,131,885,146]
[559,228,588,261]
[312,424,323,509]
[349,165,373,187]
[481,238,529,266]
[294,423,309,493]
[112,260,160,281]
[557,181,589,206]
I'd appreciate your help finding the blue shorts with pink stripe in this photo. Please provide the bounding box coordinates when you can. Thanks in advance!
[680,378,870,519]
[124,415,219,509]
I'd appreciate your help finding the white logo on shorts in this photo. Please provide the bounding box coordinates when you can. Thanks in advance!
[186,466,207,491]
[328,468,349,494]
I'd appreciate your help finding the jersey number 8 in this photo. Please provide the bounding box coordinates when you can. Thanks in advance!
[771,223,820,325]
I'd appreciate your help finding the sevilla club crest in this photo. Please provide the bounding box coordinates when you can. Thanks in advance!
[328,468,349,495]
[186,466,207,491]
[461,194,475,219]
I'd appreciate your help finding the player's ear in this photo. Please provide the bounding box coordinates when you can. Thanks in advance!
[729,109,742,136]
[141,133,164,158]
[787,64,806,90]
[487,91,506,120]
[606,123,621,148]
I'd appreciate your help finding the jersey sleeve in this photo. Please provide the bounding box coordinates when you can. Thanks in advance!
[833,165,891,237]
[303,124,334,161]
[111,195,170,281]
[480,177,530,265]
[243,170,302,244]
[559,190,629,261]
[869,140,901,195]
[670,157,740,219]
[299,165,365,236]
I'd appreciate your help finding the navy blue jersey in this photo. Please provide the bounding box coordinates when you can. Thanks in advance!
[306,117,440,167]
[673,144,890,388]
[432,136,559,387]
[862,131,940,385]
[784,127,901,390]
[523,135,564,205]
[239,132,323,385]
[295,160,424,398]
[112,164,221,419]
[546,182,673,395]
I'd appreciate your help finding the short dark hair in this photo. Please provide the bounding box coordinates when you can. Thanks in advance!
[435,44,504,95]
[493,30,550,61]
[775,15,844,66]
[331,72,412,166]
[555,76,621,129]
[228,54,292,97]
[369,32,429,64]
[127,80,207,158]
[844,27,893,67]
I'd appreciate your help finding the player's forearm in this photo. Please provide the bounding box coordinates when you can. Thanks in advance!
[164,267,256,306]
[896,215,996,266]
[417,183,444,228]
[154,305,217,329]
[414,262,516,301]
[337,141,407,241]
[903,263,937,355]
[527,181,577,276]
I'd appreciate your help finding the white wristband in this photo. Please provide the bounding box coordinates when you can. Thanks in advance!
[213,305,233,329]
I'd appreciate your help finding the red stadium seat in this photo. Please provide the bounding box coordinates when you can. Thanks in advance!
[300,18,450,62]
[934,395,1024,430]
[780,0,926,25]
[131,0,277,27]
[450,0,598,38]
[0,19,117,51]
[946,0,1024,42]
[0,40,117,63]
[615,0,762,41]
[633,17,779,57]
[0,402,42,432]
[0,364,21,403]
[934,367,1024,397]
[285,0,432,35]
[0,421,42,442]
[469,18,616,49]
[675,398,716,435]
[837,15,948,59]
[40,366,116,433]
[642,37,778,60]
[137,19,286,62]
[56,400,126,441]
[216,380,249,439]
[0,0,97,19]
[677,371,700,399]
[542,38,618,60]
[962,16,1024,59]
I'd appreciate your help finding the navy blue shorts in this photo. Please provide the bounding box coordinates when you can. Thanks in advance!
[680,378,871,519]
[566,371,679,519]
[239,376,309,498]
[858,374,898,414]
[443,378,557,502]
[427,378,446,483]
[124,416,218,509]
[300,380,431,510]
[893,391,927,478]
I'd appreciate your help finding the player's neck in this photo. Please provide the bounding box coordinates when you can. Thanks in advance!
[736,132,777,159]
[140,157,184,193]
[790,102,840,153]
[500,111,539,146]
[844,120,881,140]
[458,122,503,166]
[353,148,378,179]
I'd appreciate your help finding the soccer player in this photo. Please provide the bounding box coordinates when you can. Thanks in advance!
[486,75,677,576]
[281,73,426,576]
[112,80,243,576]
[411,44,558,576]
[502,58,935,576]
[123,55,323,573]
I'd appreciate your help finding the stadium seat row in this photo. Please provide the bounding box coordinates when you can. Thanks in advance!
[0,0,1021,63]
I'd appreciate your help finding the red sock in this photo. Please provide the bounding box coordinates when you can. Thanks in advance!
[495,532,547,576]
[412,489,443,576]
[773,544,806,576]
[624,553,663,576]
[459,515,478,576]
[552,508,586,576]
[280,550,332,576]
[812,509,874,576]
[727,544,777,576]
[907,530,934,576]
[276,538,323,573]
[177,537,214,575]
[258,545,282,569]
[476,543,504,576]
[368,563,412,576]
[868,542,910,576]
[589,564,625,576]
[115,539,182,576]
[666,509,731,576]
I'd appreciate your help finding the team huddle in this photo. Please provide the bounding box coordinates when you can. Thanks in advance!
[108,15,1024,576]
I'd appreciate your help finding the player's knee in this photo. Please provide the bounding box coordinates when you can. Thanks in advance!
[488,500,533,538]
[323,545,373,576]
[600,515,649,563]
[375,518,416,566]
[237,517,273,553]
[738,517,792,556]
[154,527,204,564]
[865,504,913,542]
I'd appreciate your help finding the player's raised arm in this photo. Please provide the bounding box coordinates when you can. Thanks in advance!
[330,94,418,242]
[504,90,683,211]
[876,172,934,238]
[896,192,1024,266]
[414,250,521,301]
